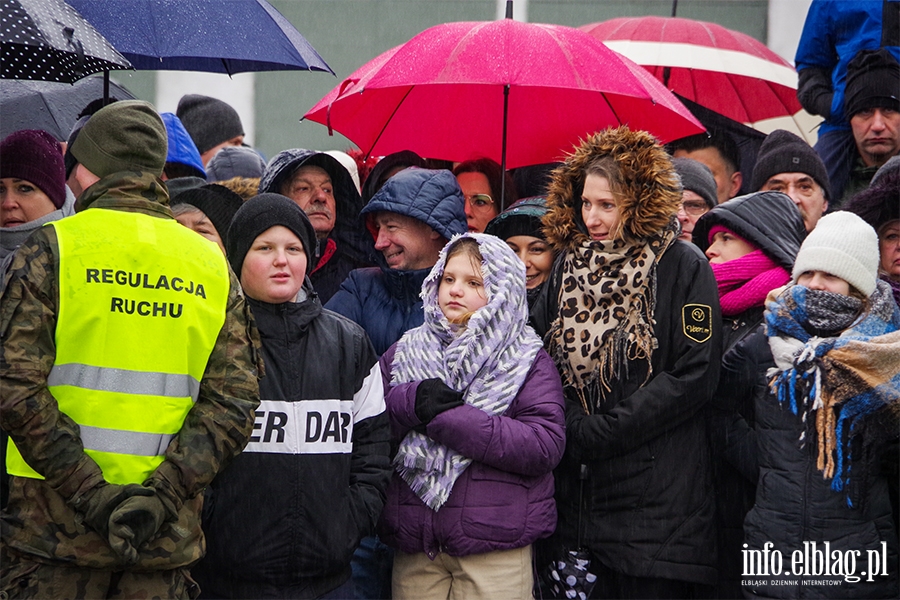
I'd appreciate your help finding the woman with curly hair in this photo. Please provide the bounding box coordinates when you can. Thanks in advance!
[532,126,722,599]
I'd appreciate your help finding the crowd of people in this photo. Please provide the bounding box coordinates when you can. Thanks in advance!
[1,3,899,599]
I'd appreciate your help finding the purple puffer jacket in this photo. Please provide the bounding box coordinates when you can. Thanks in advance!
[377,345,566,559]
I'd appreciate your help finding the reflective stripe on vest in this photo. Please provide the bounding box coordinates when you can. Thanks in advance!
[48,363,201,401]
[6,208,229,485]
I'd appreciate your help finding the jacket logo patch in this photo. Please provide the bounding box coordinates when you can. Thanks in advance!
[682,303,712,343]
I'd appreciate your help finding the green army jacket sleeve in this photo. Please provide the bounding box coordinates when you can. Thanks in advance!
[0,221,261,511]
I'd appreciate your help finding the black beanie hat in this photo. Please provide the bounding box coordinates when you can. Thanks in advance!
[176,94,244,155]
[226,193,317,279]
[844,49,900,118]
[673,157,718,209]
[171,183,245,245]
[751,129,832,201]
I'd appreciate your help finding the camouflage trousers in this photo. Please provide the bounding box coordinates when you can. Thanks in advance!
[0,551,200,600]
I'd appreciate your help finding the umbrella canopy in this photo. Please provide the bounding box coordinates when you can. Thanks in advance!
[580,17,803,127]
[1,0,131,83]
[66,0,332,75]
[0,74,136,140]
[303,18,704,170]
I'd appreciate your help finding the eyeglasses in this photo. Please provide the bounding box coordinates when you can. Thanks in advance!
[465,193,494,211]
[679,200,709,216]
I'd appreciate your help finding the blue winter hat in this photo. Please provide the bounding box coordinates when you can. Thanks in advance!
[162,113,206,179]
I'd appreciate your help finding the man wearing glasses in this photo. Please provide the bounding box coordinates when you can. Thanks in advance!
[673,158,719,242]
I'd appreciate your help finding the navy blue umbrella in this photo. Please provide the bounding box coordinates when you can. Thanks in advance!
[65,0,333,75]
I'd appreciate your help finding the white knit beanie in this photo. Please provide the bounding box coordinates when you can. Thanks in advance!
[792,211,880,296]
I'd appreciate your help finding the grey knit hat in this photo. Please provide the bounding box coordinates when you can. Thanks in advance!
[673,157,718,209]
[792,211,879,296]
[206,146,266,181]
[70,100,167,179]
[176,94,244,155]
[752,129,832,201]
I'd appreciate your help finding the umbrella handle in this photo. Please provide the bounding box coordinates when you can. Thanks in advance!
[327,78,360,136]
[63,27,86,80]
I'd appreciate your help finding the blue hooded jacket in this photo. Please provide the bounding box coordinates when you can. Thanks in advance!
[325,168,467,355]
[161,113,205,178]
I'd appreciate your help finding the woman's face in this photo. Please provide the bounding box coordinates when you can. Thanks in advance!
[879,220,900,280]
[0,178,57,227]
[174,208,225,254]
[796,270,851,296]
[438,252,488,322]
[240,225,308,303]
[506,235,553,289]
[581,174,620,241]
[457,171,498,233]
[705,230,756,264]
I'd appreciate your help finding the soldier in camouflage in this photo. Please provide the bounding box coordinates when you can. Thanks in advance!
[0,101,261,599]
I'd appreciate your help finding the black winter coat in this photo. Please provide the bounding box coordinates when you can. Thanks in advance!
[193,288,392,599]
[533,240,723,585]
[735,331,899,599]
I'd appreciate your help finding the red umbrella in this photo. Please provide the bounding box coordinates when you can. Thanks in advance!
[304,18,704,170]
[580,16,802,127]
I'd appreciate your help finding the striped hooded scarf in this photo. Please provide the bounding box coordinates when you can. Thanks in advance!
[766,281,900,503]
[391,233,544,510]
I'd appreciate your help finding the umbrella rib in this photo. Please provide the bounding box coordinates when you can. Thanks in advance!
[365,86,414,159]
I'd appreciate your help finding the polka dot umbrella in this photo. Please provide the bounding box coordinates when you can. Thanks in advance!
[1,0,131,84]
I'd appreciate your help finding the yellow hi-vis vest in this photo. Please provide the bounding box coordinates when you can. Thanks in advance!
[6,208,230,485]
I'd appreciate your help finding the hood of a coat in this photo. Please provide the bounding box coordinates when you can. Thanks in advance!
[359,167,467,270]
[260,148,369,265]
[161,113,205,178]
[543,126,682,252]
[692,191,807,271]
[361,150,426,203]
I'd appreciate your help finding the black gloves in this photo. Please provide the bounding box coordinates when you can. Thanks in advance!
[797,67,834,118]
[108,494,175,564]
[415,378,464,426]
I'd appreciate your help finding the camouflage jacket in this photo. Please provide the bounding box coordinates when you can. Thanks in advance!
[0,172,261,571]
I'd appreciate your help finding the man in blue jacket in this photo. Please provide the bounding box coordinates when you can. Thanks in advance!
[326,167,467,356]
[325,167,467,599]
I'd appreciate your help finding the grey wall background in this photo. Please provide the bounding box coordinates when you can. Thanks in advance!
[110,0,769,161]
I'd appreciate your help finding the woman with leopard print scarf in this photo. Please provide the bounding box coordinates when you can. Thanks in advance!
[532,126,722,599]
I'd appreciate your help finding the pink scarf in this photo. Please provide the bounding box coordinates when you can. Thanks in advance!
[711,249,791,316]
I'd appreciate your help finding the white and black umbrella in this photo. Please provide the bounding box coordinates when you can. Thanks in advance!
[1,0,131,83]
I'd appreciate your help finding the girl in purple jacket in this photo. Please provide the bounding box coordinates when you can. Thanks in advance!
[378,233,566,599]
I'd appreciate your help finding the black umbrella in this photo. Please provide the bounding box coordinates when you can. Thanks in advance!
[674,93,767,196]
[0,75,136,140]
[1,0,131,83]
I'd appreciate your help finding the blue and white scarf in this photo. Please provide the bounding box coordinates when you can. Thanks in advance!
[766,282,900,501]
[391,233,544,510]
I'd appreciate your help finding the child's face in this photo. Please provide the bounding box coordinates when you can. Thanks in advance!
[796,270,851,296]
[240,225,307,303]
[438,253,488,322]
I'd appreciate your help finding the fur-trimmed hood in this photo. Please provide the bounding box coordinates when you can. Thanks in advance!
[543,126,682,252]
